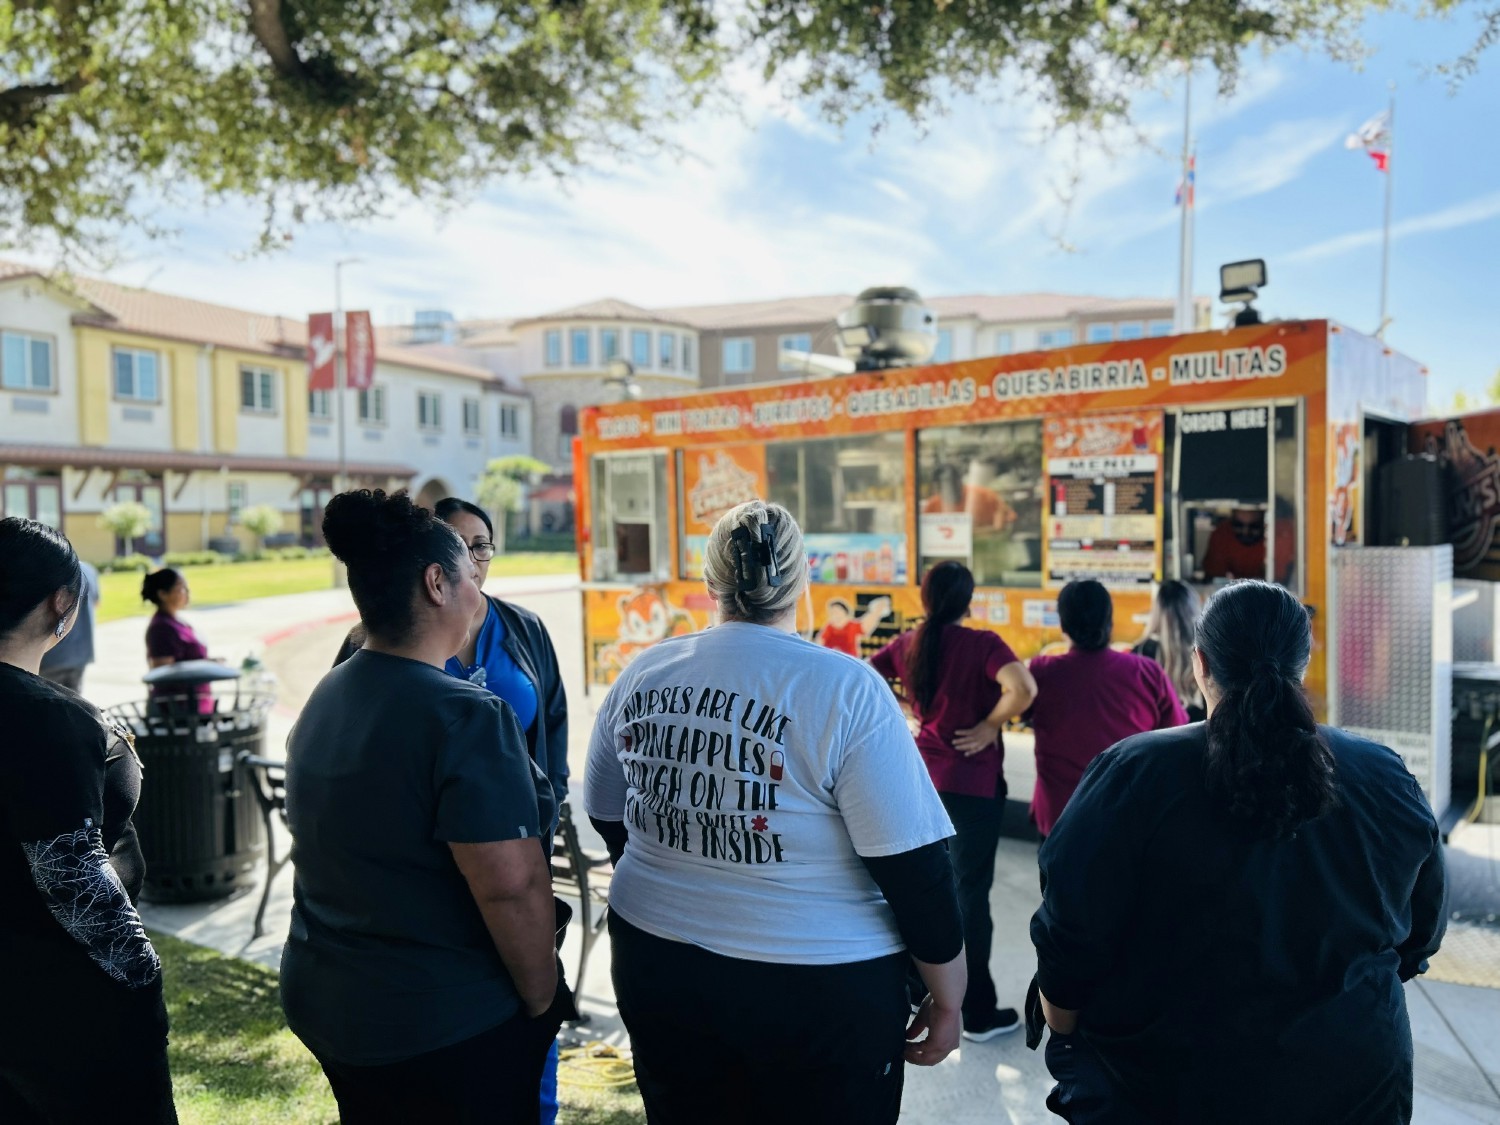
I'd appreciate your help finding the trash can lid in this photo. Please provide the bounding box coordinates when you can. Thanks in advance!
[142,659,242,686]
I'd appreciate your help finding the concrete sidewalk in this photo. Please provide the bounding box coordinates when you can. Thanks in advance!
[81,583,1500,1124]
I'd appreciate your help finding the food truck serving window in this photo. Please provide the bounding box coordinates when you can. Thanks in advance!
[916,420,1044,588]
[1167,401,1303,593]
[767,433,907,584]
[590,452,670,582]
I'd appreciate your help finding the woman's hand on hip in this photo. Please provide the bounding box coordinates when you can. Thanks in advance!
[952,719,1000,756]
[904,995,961,1066]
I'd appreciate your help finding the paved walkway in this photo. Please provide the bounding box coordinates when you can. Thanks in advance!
[83,583,1500,1124]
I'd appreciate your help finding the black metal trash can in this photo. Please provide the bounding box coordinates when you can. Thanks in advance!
[107,667,271,904]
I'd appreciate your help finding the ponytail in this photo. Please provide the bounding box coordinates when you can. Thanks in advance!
[906,562,975,712]
[1199,582,1336,839]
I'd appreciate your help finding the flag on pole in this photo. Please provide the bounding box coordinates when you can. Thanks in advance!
[307,313,336,390]
[345,311,376,390]
[1175,152,1196,207]
[1345,110,1391,172]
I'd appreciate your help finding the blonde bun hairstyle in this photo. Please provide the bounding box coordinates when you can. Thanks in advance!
[703,500,808,625]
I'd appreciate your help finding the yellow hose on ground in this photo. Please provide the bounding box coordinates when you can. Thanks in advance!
[558,1041,638,1090]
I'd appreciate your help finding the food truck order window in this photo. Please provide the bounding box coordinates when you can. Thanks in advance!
[916,420,1045,588]
[1167,400,1303,593]
[590,452,670,581]
[767,433,907,584]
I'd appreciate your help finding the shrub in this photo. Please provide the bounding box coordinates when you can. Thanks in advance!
[98,501,153,555]
[99,553,152,573]
[241,505,286,553]
[162,551,230,567]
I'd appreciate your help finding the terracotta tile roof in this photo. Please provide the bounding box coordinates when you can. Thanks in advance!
[0,443,418,479]
[0,259,497,382]
[655,295,857,331]
[511,298,695,329]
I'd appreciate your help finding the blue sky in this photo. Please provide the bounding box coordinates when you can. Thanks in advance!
[26,7,1500,409]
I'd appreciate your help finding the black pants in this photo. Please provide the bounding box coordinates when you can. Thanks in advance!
[941,788,1006,1022]
[609,912,911,1125]
[1044,1031,1156,1124]
[0,981,176,1123]
[311,1009,561,1124]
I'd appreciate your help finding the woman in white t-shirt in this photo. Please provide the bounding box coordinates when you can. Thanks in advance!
[586,500,967,1125]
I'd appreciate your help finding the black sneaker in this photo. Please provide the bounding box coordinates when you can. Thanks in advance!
[962,1008,1022,1042]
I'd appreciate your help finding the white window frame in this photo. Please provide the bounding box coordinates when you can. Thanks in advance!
[1038,328,1074,349]
[630,329,652,368]
[544,329,563,367]
[778,333,812,370]
[1148,320,1174,337]
[462,396,482,436]
[357,385,387,426]
[569,328,591,367]
[600,328,620,362]
[1,329,55,392]
[227,481,247,525]
[1118,322,1145,341]
[112,347,160,402]
[1086,324,1114,344]
[993,331,1013,355]
[499,403,519,439]
[308,389,332,420]
[240,365,278,413]
[682,335,695,373]
[659,331,676,370]
[722,337,754,376]
[418,391,443,432]
[932,329,953,363]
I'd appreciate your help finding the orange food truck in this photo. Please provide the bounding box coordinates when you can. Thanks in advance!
[575,311,1429,733]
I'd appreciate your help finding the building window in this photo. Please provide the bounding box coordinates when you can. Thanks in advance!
[723,337,754,376]
[358,385,387,425]
[682,335,695,373]
[544,329,562,367]
[659,332,676,370]
[500,403,519,438]
[1148,320,1174,337]
[1038,328,1074,349]
[932,329,953,363]
[240,365,277,413]
[308,389,332,420]
[418,391,443,431]
[631,329,651,368]
[601,329,620,361]
[1118,322,1144,341]
[993,331,1013,355]
[570,328,591,366]
[1,330,54,391]
[778,334,812,370]
[1086,324,1114,344]
[463,397,482,436]
[112,347,160,402]
[558,404,579,461]
[227,481,246,525]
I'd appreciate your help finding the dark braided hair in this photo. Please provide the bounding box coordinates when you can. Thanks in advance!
[1198,581,1336,839]
[322,489,467,641]
[905,561,975,712]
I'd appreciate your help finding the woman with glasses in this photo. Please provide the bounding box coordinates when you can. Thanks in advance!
[0,518,176,1122]
[332,495,570,1121]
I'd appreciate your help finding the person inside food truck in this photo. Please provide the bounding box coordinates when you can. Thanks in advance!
[923,460,1016,530]
[1201,504,1295,584]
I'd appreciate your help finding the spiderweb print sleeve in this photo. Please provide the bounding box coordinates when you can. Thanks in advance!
[20,823,162,989]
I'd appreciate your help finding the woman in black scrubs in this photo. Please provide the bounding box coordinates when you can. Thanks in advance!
[0,517,175,1122]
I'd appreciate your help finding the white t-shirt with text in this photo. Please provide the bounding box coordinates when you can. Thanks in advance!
[585,621,953,964]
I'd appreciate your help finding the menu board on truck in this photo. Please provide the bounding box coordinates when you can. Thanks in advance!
[1043,413,1164,586]
[680,444,767,578]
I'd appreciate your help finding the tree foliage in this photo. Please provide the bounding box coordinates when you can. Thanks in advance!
[240,503,285,551]
[1,0,1490,254]
[98,501,153,554]
[476,455,553,550]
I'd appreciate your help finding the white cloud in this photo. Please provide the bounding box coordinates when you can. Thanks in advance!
[1282,191,1500,263]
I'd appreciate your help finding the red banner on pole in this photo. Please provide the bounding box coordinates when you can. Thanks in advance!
[346,311,376,390]
[307,313,336,390]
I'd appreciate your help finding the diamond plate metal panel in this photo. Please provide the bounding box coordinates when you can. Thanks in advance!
[1330,546,1452,819]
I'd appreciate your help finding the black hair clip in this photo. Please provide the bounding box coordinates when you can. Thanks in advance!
[730,521,782,592]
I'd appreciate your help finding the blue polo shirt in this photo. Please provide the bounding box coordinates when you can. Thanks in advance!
[446,600,539,734]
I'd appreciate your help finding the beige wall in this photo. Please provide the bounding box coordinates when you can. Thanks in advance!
[63,514,116,567]
[697,321,842,388]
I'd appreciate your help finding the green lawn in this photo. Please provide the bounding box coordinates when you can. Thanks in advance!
[99,554,579,624]
[155,932,644,1124]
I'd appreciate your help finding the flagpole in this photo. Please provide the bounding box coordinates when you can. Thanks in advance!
[1377,84,1395,338]
[1176,68,1194,334]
